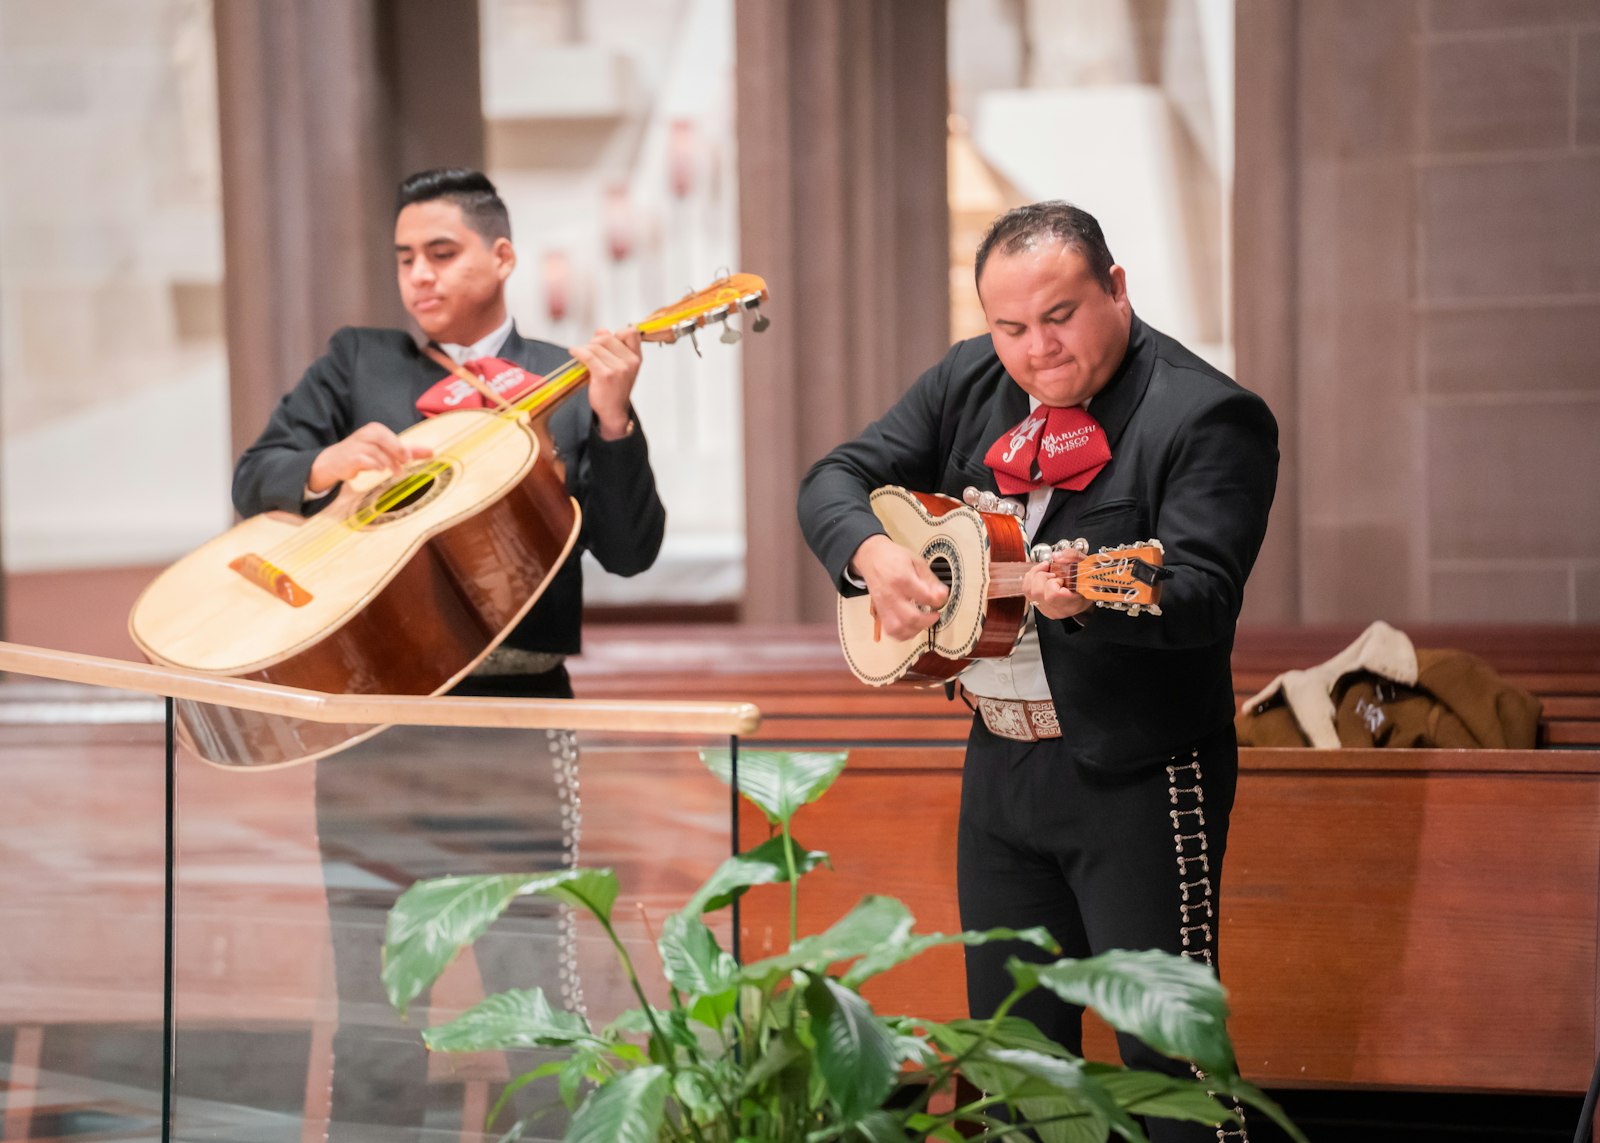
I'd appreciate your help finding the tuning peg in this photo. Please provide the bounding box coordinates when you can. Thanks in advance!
[688,327,702,357]
[962,487,982,508]
[1056,537,1089,555]
[1029,543,1053,563]
[751,311,770,333]
[720,320,741,345]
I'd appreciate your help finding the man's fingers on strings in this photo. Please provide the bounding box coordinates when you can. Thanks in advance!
[914,565,950,606]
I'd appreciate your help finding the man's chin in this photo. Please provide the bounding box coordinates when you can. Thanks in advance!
[411,315,454,341]
[1024,374,1090,405]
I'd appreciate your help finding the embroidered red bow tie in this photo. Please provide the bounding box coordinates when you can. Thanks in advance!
[415,356,543,417]
[983,404,1111,495]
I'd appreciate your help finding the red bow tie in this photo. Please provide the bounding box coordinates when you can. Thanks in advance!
[415,355,542,417]
[983,404,1111,495]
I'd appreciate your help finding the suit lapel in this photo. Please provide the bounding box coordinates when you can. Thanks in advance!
[1035,314,1156,538]
[500,326,534,368]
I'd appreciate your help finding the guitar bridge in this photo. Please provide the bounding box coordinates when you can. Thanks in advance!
[229,554,313,607]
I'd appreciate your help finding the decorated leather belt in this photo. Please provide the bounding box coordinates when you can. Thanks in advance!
[973,695,1061,742]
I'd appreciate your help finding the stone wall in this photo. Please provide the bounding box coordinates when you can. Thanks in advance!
[1237,0,1600,624]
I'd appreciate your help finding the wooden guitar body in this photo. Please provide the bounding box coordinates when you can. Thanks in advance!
[837,488,1029,687]
[129,409,579,767]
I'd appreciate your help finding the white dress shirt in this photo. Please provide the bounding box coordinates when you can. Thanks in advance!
[438,312,515,365]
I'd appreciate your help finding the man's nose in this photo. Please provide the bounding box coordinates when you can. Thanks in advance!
[1028,327,1058,357]
[407,258,436,285]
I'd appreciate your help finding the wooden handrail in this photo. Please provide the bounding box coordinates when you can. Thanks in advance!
[0,640,761,737]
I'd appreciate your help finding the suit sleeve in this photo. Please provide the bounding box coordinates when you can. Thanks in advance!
[796,351,953,593]
[232,330,358,517]
[1072,388,1278,649]
[563,398,666,576]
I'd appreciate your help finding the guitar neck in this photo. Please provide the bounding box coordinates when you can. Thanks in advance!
[987,562,1055,599]
[509,357,590,421]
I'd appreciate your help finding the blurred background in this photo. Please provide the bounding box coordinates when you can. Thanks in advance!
[7,0,1592,656]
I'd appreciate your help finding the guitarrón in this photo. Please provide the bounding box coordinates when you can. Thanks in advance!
[129,274,769,768]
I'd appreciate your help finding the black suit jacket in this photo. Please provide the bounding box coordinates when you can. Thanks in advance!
[233,325,666,656]
[798,315,1278,771]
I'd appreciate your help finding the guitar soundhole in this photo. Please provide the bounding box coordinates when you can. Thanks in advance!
[354,462,457,528]
[922,540,963,627]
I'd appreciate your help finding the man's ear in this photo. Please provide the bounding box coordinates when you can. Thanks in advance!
[494,236,517,281]
[1108,263,1128,301]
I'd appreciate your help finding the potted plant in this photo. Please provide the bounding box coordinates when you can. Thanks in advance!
[383,750,1305,1142]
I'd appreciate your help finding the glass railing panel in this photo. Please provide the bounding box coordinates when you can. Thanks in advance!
[0,677,170,1141]
[168,710,738,1143]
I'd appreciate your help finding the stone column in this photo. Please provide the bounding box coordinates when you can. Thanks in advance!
[736,0,951,624]
[1233,0,1300,624]
[214,0,483,461]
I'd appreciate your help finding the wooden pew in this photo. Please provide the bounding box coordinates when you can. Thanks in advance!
[573,623,1600,1095]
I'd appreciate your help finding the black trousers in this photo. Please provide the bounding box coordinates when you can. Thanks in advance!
[315,665,578,1141]
[957,718,1248,1143]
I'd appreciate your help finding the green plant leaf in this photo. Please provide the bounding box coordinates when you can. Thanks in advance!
[961,1047,1143,1143]
[642,1006,699,1064]
[685,833,830,916]
[916,1014,1073,1066]
[840,924,1057,989]
[736,1029,806,1095]
[700,749,849,825]
[904,1112,965,1142]
[602,1008,655,1040]
[889,1029,938,1068]
[421,987,592,1053]
[541,868,621,926]
[1085,1063,1234,1124]
[848,1108,919,1142]
[689,987,739,1030]
[658,913,740,997]
[486,1062,564,1132]
[741,896,915,984]
[1010,950,1236,1077]
[384,870,602,1016]
[558,1043,609,1111]
[671,1069,724,1125]
[564,1064,669,1143]
[805,974,899,1123]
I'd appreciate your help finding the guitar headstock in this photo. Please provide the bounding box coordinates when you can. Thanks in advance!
[1074,539,1171,616]
[637,272,770,346]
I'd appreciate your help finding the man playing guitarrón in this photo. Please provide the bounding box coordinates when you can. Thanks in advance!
[798,202,1277,1142]
[233,168,665,1138]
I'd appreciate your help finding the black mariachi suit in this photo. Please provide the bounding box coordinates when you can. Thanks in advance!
[798,315,1277,1141]
[233,325,665,1136]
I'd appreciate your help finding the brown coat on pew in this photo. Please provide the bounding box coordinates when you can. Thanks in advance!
[1237,647,1542,748]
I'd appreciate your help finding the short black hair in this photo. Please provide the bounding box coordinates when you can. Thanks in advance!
[395,168,511,244]
[974,201,1115,293]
